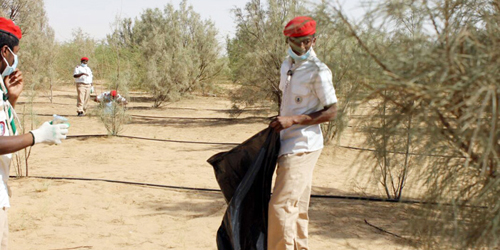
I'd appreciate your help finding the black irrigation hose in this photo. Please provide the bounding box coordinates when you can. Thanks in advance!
[117,135,240,146]
[19,175,421,204]
[337,145,466,159]
[67,134,465,158]
[67,134,239,146]
[15,175,475,207]
[60,134,490,207]
[130,114,271,121]
[16,176,221,193]
[67,134,108,139]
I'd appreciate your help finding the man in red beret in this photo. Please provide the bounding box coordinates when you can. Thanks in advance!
[269,16,338,250]
[73,56,93,116]
[0,17,69,249]
[94,89,127,114]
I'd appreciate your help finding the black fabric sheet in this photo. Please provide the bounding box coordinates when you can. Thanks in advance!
[207,127,280,250]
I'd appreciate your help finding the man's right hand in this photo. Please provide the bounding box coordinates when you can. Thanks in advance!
[4,69,24,106]
[73,73,88,78]
[30,121,69,145]
[270,116,296,132]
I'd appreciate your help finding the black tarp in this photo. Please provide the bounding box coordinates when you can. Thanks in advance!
[207,127,280,250]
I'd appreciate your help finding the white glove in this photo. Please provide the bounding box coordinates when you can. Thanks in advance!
[30,121,69,145]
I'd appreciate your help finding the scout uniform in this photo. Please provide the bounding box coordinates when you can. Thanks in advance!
[0,78,16,250]
[74,57,93,116]
[95,90,127,114]
[268,16,337,250]
[0,18,70,250]
[0,18,23,249]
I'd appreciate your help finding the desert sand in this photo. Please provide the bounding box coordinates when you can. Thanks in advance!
[6,83,417,250]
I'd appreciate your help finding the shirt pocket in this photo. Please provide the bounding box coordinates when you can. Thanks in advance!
[290,84,311,107]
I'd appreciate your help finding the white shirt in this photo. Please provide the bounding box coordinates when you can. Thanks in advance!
[96,92,126,104]
[0,79,12,208]
[96,91,127,114]
[73,64,93,84]
[278,49,337,156]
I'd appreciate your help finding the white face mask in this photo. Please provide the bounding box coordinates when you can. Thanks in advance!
[81,63,87,67]
[2,47,18,77]
[287,46,312,61]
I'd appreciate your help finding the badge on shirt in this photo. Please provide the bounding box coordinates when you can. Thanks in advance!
[0,121,5,136]
[295,96,303,104]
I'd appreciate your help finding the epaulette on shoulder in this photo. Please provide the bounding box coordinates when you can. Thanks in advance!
[307,57,321,70]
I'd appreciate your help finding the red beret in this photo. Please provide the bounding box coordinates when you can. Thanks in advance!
[81,57,89,61]
[283,16,316,37]
[0,17,22,40]
[110,90,117,97]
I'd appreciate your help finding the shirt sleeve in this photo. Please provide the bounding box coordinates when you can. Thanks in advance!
[313,65,337,107]
[116,95,127,104]
[96,93,104,102]
[73,66,80,75]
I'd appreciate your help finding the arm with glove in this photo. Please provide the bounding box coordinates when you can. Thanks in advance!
[0,121,69,155]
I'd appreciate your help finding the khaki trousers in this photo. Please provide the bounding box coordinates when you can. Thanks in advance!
[268,149,322,250]
[0,208,8,250]
[76,83,91,113]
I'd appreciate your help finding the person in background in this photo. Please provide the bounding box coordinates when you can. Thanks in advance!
[73,56,93,116]
[268,16,338,250]
[94,90,127,114]
[0,17,69,249]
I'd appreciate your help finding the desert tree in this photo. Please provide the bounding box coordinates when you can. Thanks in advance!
[84,18,137,136]
[227,0,304,112]
[94,100,129,136]
[335,1,428,200]
[312,1,378,144]
[53,28,98,85]
[1,0,56,99]
[1,0,55,176]
[328,0,500,248]
[109,0,223,108]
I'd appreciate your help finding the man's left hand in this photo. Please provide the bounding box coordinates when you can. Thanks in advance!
[4,69,24,102]
[270,116,295,132]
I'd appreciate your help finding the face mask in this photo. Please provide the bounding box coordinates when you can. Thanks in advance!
[288,46,312,61]
[2,47,18,77]
[81,63,87,67]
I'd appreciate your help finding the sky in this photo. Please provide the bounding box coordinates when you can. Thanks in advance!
[44,0,368,43]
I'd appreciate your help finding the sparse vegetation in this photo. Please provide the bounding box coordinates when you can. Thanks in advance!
[2,0,499,248]
[107,0,224,108]
[319,0,500,248]
[94,100,129,136]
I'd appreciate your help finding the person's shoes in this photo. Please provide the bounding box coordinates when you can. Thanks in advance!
[77,111,84,117]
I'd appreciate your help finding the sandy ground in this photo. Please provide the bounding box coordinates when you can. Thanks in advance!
[5,84,418,250]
